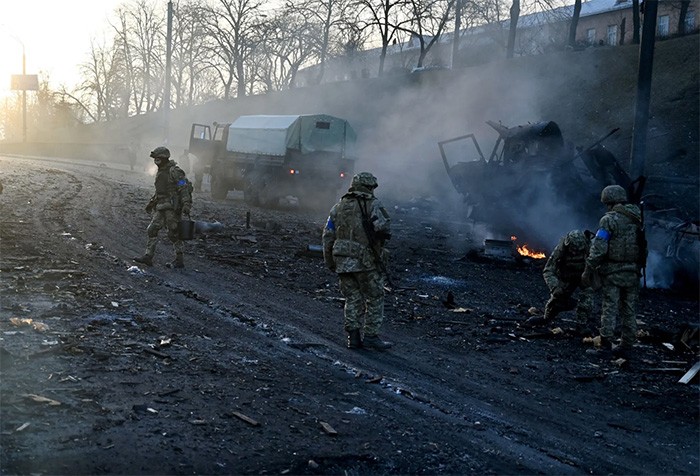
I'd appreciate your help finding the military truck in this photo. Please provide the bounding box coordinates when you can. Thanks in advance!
[188,114,357,206]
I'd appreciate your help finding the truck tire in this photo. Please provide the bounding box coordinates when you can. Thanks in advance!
[211,175,228,200]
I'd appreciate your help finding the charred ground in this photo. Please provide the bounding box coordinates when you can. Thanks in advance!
[0,156,697,475]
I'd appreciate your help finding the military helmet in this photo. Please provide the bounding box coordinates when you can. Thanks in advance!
[564,229,588,251]
[150,146,171,159]
[600,185,627,205]
[351,172,378,189]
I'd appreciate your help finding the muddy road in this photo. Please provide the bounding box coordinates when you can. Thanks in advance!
[0,156,698,475]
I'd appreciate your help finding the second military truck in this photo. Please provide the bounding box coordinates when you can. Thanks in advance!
[188,114,357,206]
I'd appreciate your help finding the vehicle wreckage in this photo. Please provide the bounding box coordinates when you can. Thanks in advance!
[439,120,699,290]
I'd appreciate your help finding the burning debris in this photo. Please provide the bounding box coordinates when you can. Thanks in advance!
[481,237,546,261]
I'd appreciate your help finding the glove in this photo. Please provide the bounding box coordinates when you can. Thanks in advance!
[181,204,191,216]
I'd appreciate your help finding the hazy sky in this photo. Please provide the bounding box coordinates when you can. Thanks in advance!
[0,0,125,97]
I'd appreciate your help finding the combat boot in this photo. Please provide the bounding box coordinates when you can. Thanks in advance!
[133,254,153,266]
[167,253,185,269]
[347,329,362,349]
[363,335,392,350]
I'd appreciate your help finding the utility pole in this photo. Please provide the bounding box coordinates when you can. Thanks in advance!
[21,44,26,143]
[163,0,173,144]
[629,0,658,200]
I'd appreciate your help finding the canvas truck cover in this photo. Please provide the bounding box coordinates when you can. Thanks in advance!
[225,114,357,158]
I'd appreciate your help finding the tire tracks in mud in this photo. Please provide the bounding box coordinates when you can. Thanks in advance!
[2,156,696,475]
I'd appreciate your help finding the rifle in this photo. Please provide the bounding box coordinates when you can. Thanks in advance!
[357,197,393,287]
[639,200,647,289]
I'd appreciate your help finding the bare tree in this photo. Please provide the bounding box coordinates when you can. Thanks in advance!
[677,0,692,35]
[632,0,640,44]
[399,0,456,68]
[252,13,318,91]
[284,0,353,84]
[506,0,520,58]
[78,38,127,122]
[111,1,166,115]
[171,0,216,107]
[354,0,412,76]
[568,0,581,47]
[203,0,264,99]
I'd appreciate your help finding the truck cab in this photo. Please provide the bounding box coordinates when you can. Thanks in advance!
[189,115,356,207]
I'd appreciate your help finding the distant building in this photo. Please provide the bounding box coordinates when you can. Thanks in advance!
[295,0,698,86]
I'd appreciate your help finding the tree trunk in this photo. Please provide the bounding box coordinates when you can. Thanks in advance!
[568,0,582,47]
[507,0,520,58]
[678,0,690,35]
[452,0,462,67]
[632,0,640,44]
[620,16,626,45]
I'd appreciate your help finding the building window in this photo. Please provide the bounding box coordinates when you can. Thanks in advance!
[586,28,596,44]
[658,15,670,37]
[607,25,618,45]
[685,11,696,32]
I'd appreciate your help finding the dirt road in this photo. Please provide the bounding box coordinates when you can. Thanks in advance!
[0,156,697,475]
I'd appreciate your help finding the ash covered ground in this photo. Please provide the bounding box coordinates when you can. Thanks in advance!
[0,156,698,475]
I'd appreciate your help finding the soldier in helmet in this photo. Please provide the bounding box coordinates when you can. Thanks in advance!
[134,146,193,268]
[322,172,393,350]
[582,185,646,359]
[526,229,595,333]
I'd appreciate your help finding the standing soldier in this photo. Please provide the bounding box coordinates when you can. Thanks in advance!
[322,172,392,350]
[526,229,595,333]
[582,185,646,358]
[191,152,205,192]
[134,147,193,268]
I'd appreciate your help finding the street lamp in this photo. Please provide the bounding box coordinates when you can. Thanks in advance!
[7,34,28,143]
[13,35,27,143]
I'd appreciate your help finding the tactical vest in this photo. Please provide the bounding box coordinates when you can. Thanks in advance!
[558,247,587,281]
[607,205,641,263]
[334,196,371,250]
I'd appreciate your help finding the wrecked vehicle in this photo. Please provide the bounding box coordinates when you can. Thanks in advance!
[189,114,357,206]
[439,120,699,290]
[438,120,634,247]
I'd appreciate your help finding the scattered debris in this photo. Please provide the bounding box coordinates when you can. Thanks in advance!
[9,318,48,332]
[678,361,700,384]
[231,411,260,427]
[15,422,30,432]
[319,421,338,436]
[22,394,61,406]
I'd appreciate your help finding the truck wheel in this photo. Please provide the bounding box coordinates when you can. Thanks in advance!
[211,176,228,200]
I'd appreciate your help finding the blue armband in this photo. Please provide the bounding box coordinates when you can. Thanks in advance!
[177,179,187,187]
[325,217,335,231]
[595,228,611,241]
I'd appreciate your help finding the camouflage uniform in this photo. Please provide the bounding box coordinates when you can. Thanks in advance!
[584,185,644,352]
[135,147,192,268]
[542,230,594,325]
[322,172,392,349]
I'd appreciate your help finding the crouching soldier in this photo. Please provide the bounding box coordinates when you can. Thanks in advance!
[134,147,193,268]
[526,229,595,333]
[322,172,393,350]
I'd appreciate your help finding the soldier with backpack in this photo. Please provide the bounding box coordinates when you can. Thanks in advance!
[582,185,647,359]
[322,172,393,350]
[134,147,193,269]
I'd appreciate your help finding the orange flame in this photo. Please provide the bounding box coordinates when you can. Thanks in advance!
[511,236,546,259]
